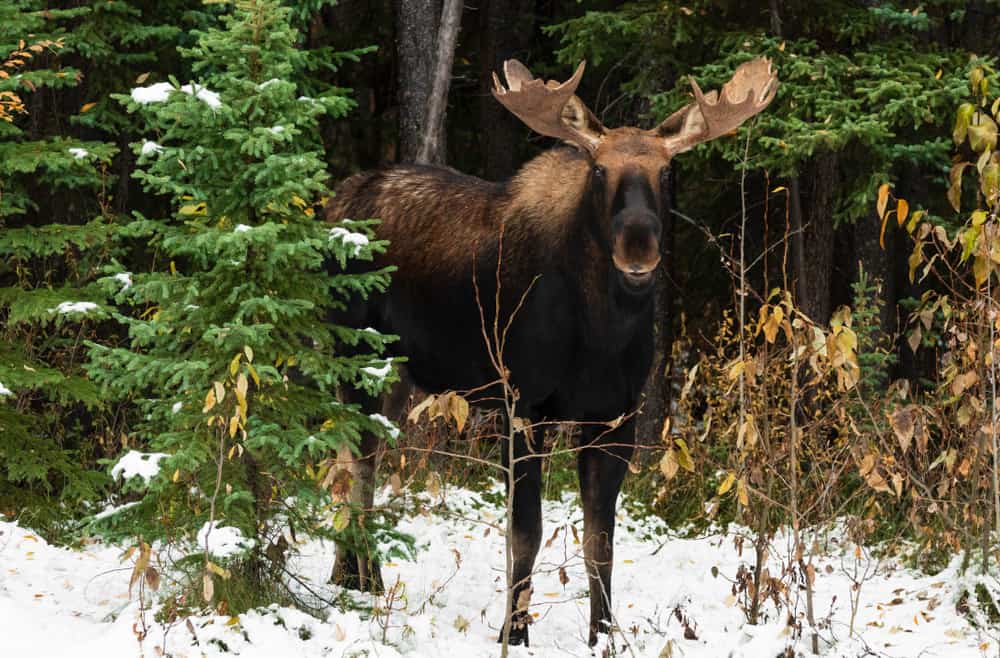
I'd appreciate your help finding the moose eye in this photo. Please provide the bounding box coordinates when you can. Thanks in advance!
[592,165,606,179]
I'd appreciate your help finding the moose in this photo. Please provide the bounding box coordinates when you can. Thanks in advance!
[326,57,778,647]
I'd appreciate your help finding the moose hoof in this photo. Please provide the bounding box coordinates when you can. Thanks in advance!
[498,612,531,647]
[588,619,611,647]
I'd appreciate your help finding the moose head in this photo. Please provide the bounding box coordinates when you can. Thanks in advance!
[492,58,779,289]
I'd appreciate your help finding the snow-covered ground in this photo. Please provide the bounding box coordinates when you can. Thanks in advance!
[0,486,995,657]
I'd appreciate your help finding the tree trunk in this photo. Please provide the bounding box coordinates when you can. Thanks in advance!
[416,0,463,164]
[479,0,535,180]
[395,0,438,163]
[797,152,838,324]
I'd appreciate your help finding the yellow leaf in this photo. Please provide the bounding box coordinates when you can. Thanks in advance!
[674,438,695,472]
[449,393,469,432]
[229,352,242,376]
[717,471,736,496]
[213,381,225,405]
[80,102,96,113]
[243,345,254,363]
[876,183,890,219]
[206,560,232,580]
[407,394,436,424]
[332,506,351,531]
[736,478,749,506]
[896,199,909,227]
[203,389,216,413]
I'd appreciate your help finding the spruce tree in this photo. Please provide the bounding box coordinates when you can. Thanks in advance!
[87,0,401,608]
[0,2,118,525]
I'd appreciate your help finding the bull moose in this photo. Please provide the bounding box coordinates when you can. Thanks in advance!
[326,57,778,647]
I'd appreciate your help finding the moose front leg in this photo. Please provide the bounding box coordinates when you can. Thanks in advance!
[578,422,634,646]
[330,430,385,593]
[498,424,543,647]
[331,367,413,593]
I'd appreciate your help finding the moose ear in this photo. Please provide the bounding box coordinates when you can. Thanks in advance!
[653,58,779,155]
[492,60,606,153]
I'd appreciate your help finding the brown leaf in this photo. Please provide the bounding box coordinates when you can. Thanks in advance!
[202,572,214,603]
[659,449,679,481]
[889,406,915,454]
[144,566,160,592]
[559,566,569,586]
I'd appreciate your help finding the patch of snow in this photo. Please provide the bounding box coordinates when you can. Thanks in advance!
[139,140,162,156]
[113,272,132,290]
[196,521,253,558]
[51,301,98,315]
[369,413,400,439]
[361,359,392,382]
[171,401,183,414]
[110,450,168,483]
[131,81,173,104]
[92,501,139,521]
[179,83,221,109]
[0,489,997,657]
[234,224,253,233]
[68,147,89,159]
[268,125,285,134]
[0,382,11,396]
[258,78,281,89]
[131,81,221,109]
[329,226,369,257]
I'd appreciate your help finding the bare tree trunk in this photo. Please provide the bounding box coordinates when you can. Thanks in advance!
[789,154,837,324]
[479,0,535,180]
[395,0,438,163]
[416,0,463,164]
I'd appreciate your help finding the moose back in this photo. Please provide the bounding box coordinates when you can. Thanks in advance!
[326,57,778,647]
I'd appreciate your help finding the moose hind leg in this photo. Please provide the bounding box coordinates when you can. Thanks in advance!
[578,429,633,646]
[497,426,543,647]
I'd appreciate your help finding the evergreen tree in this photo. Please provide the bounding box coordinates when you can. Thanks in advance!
[86,0,403,608]
[0,1,119,526]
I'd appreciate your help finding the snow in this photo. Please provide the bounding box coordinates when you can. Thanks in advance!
[234,224,253,233]
[51,301,98,315]
[0,488,994,658]
[109,450,168,483]
[329,226,370,256]
[92,501,139,521]
[268,125,285,134]
[369,412,401,439]
[171,401,183,414]
[0,382,11,396]
[130,81,221,109]
[196,521,254,558]
[179,83,221,109]
[258,78,281,89]
[68,147,89,159]
[130,81,174,104]
[139,140,162,156]
[113,272,132,290]
[361,359,392,382]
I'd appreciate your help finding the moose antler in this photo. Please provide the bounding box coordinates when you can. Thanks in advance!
[492,59,605,153]
[656,57,779,155]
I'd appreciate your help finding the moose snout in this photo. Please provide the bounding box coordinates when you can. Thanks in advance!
[612,210,661,281]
